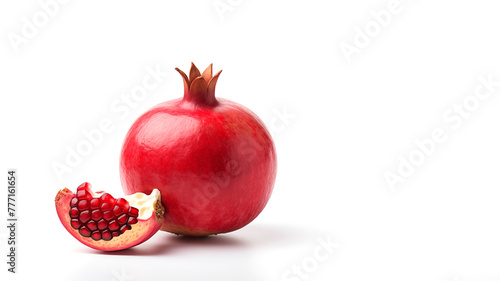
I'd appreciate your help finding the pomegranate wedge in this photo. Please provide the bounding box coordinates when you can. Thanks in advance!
[55,182,164,251]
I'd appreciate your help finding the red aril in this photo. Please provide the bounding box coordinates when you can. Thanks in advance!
[55,182,164,251]
[120,63,277,236]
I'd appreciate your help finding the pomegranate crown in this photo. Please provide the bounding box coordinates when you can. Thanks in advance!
[176,63,222,106]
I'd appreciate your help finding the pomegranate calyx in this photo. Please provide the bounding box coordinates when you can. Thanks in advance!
[189,62,201,83]
[176,63,221,106]
[201,63,213,83]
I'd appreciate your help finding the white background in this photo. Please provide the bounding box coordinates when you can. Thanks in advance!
[1,0,500,280]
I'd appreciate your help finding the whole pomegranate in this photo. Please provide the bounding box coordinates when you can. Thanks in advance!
[120,63,277,236]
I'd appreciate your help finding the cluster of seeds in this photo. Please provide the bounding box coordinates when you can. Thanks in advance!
[69,183,139,241]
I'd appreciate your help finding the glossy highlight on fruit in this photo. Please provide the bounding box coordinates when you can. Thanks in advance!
[120,63,277,236]
[55,182,164,251]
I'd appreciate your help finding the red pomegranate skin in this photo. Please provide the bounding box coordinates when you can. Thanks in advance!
[120,64,277,236]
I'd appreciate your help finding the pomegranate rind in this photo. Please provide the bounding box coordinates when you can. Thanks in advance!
[55,188,164,251]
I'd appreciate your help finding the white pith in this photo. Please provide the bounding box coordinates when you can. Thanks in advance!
[124,189,161,220]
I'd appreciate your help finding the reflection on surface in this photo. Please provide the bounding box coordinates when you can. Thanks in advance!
[69,224,333,281]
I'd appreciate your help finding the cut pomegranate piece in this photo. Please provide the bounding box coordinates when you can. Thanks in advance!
[55,182,164,251]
